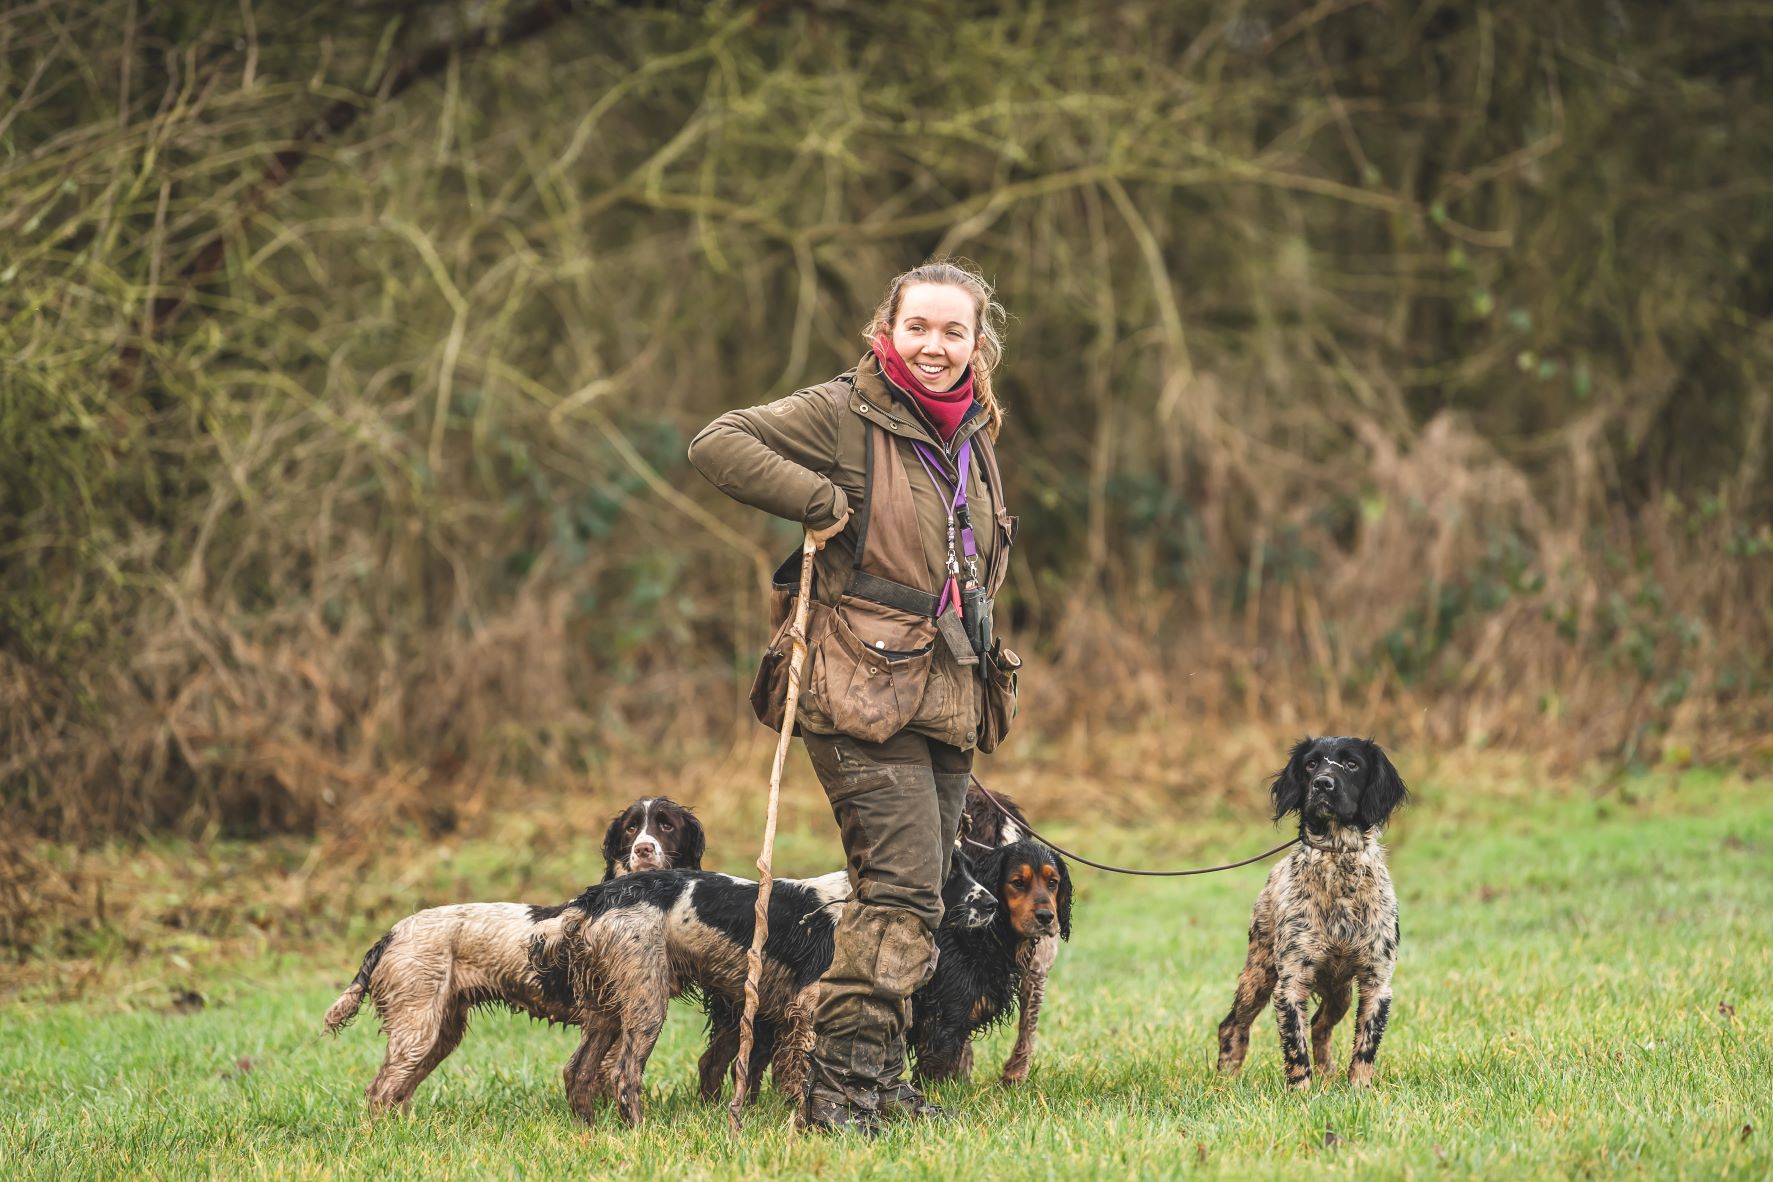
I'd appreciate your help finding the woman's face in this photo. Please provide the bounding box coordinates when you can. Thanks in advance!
[891,283,977,391]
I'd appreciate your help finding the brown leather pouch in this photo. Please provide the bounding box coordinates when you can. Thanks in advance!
[749,643,796,733]
[750,598,822,733]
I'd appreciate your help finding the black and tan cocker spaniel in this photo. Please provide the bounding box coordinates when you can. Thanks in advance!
[322,796,704,1113]
[1216,737,1408,1090]
[908,838,1072,1083]
[696,837,1073,1100]
[694,795,1073,1102]
[956,786,1062,1084]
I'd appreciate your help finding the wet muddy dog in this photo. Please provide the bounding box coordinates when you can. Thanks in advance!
[322,797,704,1113]
[1215,737,1407,1089]
[540,854,999,1126]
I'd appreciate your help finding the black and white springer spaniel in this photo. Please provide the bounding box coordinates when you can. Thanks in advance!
[540,855,998,1126]
[322,796,705,1112]
[602,796,705,878]
[1216,737,1408,1089]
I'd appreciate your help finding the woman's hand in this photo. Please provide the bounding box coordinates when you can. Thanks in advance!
[808,510,851,550]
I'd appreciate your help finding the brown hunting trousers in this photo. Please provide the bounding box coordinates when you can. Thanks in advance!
[800,730,972,1113]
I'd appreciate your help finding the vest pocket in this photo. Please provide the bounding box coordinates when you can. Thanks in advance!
[976,639,1021,753]
[749,638,795,733]
[750,598,818,734]
[817,596,935,743]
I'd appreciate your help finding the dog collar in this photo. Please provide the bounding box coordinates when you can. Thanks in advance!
[1300,826,1372,854]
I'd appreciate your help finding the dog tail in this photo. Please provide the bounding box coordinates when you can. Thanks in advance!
[324,928,394,1034]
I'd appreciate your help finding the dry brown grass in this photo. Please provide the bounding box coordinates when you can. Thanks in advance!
[5,708,1736,1005]
[4,1,1770,847]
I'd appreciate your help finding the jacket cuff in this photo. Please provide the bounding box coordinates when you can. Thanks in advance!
[805,483,850,531]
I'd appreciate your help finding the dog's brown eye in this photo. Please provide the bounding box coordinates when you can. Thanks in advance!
[1306,758,1318,770]
[659,820,673,831]
[626,823,638,831]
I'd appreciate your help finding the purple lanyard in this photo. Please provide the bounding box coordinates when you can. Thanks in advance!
[912,438,976,615]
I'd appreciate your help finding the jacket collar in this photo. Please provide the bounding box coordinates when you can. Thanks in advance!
[849,355,988,464]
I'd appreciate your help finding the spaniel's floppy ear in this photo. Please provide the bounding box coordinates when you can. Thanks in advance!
[1271,737,1315,821]
[599,812,628,882]
[1356,740,1409,830]
[976,842,1013,897]
[1051,850,1074,942]
[677,808,706,871]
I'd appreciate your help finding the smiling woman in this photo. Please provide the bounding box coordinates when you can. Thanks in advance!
[875,284,979,430]
[687,259,1021,1135]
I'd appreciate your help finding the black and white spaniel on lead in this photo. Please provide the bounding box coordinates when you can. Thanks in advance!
[1216,737,1408,1089]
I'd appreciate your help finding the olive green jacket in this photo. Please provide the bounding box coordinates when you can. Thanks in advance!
[689,355,1014,748]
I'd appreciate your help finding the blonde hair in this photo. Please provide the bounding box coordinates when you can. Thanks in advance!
[863,259,1008,440]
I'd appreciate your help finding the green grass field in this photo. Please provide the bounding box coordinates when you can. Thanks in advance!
[3,769,1769,1180]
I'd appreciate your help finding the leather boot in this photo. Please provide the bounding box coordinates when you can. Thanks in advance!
[799,904,936,1135]
[876,1011,950,1123]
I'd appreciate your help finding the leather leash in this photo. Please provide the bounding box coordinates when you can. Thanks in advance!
[966,774,1299,876]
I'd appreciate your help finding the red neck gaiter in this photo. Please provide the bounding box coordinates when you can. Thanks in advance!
[870,332,975,442]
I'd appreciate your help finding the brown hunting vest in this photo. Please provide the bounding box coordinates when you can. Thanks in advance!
[753,406,1019,752]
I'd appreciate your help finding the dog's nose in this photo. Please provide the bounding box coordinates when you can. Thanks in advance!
[632,836,660,858]
[1311,775,1334,793]
[1035,907,1055,925]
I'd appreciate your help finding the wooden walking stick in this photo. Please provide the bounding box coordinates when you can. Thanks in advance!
[729,531,818,1132]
